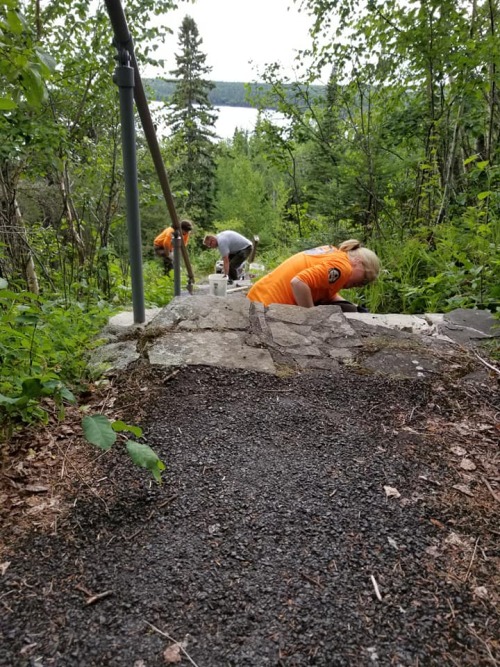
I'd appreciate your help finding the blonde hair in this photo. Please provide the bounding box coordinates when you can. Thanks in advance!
[339,239,380,283]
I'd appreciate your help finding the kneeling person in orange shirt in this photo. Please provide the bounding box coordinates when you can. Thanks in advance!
[154,219,193,275]
[247,240,380,308]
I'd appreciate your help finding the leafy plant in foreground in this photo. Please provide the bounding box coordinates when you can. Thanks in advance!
[82,414,166,484]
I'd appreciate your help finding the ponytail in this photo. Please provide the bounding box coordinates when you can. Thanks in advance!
[339,239,362,252]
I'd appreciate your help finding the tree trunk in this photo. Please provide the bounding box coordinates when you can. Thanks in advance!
[0,164,40,294]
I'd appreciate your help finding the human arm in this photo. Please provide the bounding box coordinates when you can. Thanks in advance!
[292,258,352,307]
[291,277,315,307]
[223,255,230,276]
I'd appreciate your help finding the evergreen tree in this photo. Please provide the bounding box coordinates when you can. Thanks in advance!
[167,16,218,229]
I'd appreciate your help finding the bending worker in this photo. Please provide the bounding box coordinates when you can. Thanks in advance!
[203,230,252,283]
[154,219,193,274]
[247,239,380,308]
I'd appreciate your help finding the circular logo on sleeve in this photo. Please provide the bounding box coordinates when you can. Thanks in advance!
[328,267,341,284]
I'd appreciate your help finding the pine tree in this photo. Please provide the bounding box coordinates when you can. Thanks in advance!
[167,15,218,229]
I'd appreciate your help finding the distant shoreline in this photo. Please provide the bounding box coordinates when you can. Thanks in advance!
[145,78,325,110]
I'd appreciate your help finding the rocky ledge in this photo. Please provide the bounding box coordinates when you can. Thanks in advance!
[90,295,499,383]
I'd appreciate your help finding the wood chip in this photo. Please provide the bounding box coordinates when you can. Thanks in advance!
[460,459,476,471]
[450,446,467,456]
[452,483,474,497]
[370,574,382,601]
[384,485,401,498]
[164,643,182,664]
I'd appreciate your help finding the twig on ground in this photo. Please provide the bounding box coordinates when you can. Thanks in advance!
[463,537,479,583]
[370,575,383,601]
[473,351,500,375]
[482,477,500,503]
[158,494,178,508]
[122,527,144,542]
[75,584,114,605]
[261,389,295,393]
[301,572,324,588]
[53,442,109,513]
[144,621,200,667]
[86,590,113,605]
[466,626,499,666]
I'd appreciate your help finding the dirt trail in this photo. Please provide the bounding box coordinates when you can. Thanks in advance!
[1,361,498,666]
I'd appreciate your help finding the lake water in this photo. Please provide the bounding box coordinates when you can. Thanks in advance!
[148,101,285,141]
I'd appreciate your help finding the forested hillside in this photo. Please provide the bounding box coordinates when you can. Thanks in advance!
[0,0,499,437]
[145,78,326,108]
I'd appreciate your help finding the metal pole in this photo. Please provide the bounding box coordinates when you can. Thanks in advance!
[172,231,181,296]
[113,47,146,324]
[104,0,195,294]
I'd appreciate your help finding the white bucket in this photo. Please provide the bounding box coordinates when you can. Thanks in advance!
[208,273,228,297]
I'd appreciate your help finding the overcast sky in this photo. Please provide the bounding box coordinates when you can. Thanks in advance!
[151,0,314,82]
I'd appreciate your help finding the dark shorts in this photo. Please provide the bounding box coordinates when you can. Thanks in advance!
[228,245,252,280]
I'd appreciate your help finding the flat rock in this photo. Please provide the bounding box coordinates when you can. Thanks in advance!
[148,331,275,374]
[149,294,250,331]
[87,341,140,374]
[362,348,441,378]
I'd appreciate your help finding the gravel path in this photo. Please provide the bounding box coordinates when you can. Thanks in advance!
[1,365,498,666]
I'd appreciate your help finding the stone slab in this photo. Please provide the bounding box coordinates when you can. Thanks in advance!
[362,349,441,379]
[346,312,435,334]
[149,294,251,331]
[266,303,344,325]
[148,331,276,374]
[87,341,140,374]
[443,308,499,338]
[108,308,161,329]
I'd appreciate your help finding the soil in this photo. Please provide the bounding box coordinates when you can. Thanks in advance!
[0,362,499,667]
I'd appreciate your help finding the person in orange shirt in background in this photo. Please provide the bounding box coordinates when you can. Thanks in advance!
[247,239,380,310]
[154,219,193,275]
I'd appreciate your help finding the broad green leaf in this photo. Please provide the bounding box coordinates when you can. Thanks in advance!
[0,97,17,110]
[6,9,23,34]
[0,393,23,406]
[21,66,46,107]
[463,155,478,165]
[21,378,44,399]
[477,161,489,170]
[126,440,166,484]
[0,278,8,289]
[41,379,76,403]
[60,386,77,403]
[82,414,116,450]
[0,393,30,408]
[112,420,143,437]
[34,48,56,73]
[477,191,492,200]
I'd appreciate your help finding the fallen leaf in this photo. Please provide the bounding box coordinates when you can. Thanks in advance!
[387,537,398,550]
[425,545,440,557]
[430,518,445,530]
[163,643,182,664]
[445,532,466,547]
[384,486,401,499]
[450,446,467,457]
[24,485,49,493]
[452,483,474,497]
[0,561,11,575]
[460,459,476,471]
[473,586,489,600]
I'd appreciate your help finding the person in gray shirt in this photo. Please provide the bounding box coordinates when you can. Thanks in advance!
[203,230,253,282]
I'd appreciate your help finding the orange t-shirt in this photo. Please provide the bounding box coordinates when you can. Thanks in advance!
[247,246,352,307]
[154,227,190,253]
